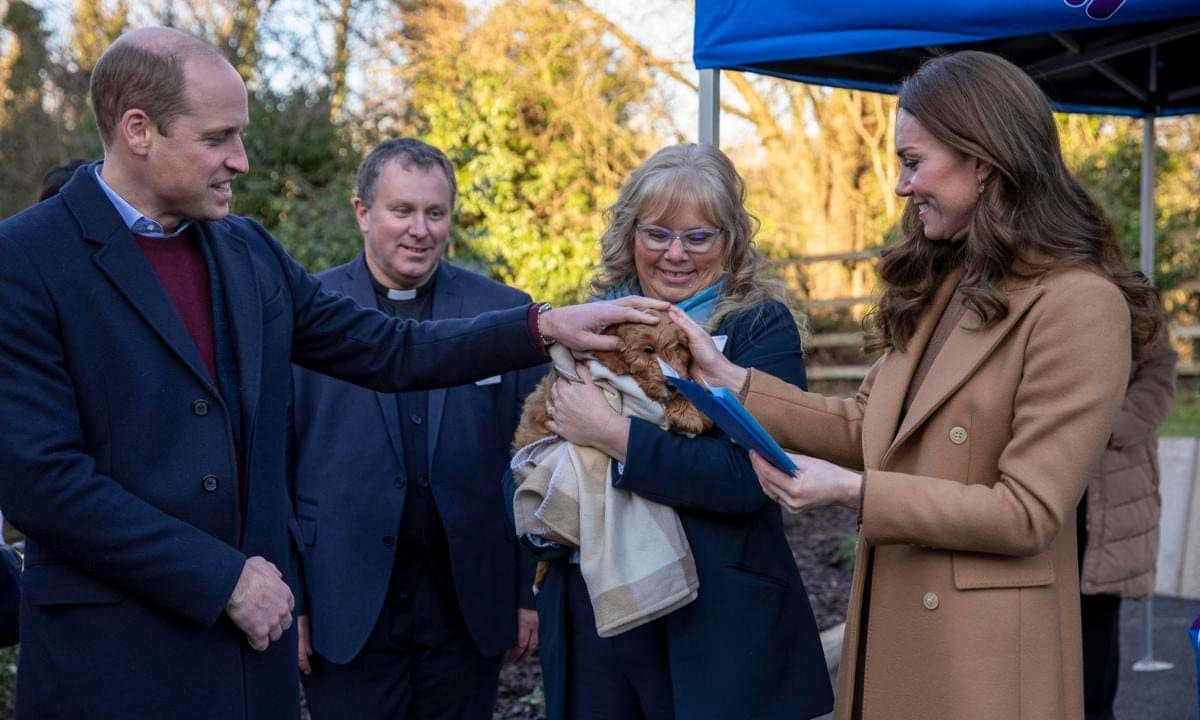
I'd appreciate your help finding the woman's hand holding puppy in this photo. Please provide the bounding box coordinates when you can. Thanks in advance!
[545,364,631,463]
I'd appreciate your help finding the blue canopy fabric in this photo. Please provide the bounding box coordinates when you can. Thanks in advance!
[694,0,1200,116]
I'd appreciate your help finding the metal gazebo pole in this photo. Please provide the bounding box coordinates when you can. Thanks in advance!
[699,69,720,146]
[1132,43,1173,675]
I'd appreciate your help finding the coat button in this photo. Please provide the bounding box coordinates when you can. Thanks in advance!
[923,591,940,610]
[192,399,209,416]
[382,536,395,547]
[201,474,219,492]
[949,426,968,444]
[410,414,423,425]
[394,476,406,490]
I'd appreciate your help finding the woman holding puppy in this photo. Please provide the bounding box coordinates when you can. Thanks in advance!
[671,52,1161,720]
[525,143,832,720]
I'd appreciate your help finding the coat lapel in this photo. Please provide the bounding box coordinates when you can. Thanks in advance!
[426,263,460,473]
[75,172,218,394]
[861,269,962,470]
[348,259,407,467]
[884,279,1044,465]
[204,223,263,438]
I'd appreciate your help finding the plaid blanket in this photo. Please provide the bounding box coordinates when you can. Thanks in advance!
[512,344,699,637]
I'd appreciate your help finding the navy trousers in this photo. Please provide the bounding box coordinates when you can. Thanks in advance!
[303,563,502,720]
[564,565,675,720]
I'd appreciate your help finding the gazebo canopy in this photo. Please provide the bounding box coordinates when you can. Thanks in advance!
[694,0,1200,117]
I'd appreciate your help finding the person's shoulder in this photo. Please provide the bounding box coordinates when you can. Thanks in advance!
[718,299,795,334]
[315,258,357,283]
[1036,265,1123,305]
[444,261,532,306]
[210,212,269,241]
[0,197,75,255]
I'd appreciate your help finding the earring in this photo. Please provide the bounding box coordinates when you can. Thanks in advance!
[977,181,985,194]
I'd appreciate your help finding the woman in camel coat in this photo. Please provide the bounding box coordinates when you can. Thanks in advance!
[671,51,1162,720]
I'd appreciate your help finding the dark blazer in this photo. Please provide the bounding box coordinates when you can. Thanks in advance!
[291,257,543,662]
[0,167,544,720]
[523,301,834,720]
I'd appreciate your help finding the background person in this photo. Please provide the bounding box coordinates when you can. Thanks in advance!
[291,138,543,720]
[525,142,833,720]
[1078,325,1176,720]
[672,51,1161,720]
[35,158,90,203]
[0,26,659,720]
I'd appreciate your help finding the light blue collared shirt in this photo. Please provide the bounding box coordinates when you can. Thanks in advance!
[93,163,194,239]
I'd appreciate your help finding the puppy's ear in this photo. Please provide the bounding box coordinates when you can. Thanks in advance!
[593,348,630,375]
[592,323,632,375]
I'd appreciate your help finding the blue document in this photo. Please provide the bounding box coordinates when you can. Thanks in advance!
[657,358,798,474]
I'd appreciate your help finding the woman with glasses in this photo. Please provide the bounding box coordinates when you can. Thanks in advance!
[525,143,833,720]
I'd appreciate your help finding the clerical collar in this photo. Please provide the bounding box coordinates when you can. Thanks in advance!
[368,262,437,303]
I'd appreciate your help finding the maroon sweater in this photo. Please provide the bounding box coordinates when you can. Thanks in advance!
[134,226,217,382]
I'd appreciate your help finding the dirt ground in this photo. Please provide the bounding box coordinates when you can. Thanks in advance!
[492,506,858,719]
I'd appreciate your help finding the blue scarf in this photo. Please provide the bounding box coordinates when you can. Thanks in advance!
[600,277,725,326]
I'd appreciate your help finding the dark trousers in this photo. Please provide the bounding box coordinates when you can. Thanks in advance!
[1077,495,1121,720]
[1081,592,1122,720]
[303,565,502,720]
[564,565,675,720]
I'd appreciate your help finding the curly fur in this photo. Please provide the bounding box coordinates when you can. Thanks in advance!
[512,309,712,452]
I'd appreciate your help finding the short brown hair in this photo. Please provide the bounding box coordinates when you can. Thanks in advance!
[90,32,220,146]
[356,138,457,208]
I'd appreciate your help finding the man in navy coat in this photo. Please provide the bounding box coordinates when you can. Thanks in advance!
[0,28,657,720]
[292,139,543,719]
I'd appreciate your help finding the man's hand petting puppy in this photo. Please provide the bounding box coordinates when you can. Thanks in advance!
[226,556,294,651]
[539,296,667,352]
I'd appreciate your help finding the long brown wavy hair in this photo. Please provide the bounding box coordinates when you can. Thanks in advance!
[866,51,1160,359]
[591,143,802,334]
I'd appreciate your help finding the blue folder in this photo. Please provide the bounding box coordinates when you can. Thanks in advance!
[657,358,798,474]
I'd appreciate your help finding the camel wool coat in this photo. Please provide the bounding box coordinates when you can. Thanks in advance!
[745,266,1131,720]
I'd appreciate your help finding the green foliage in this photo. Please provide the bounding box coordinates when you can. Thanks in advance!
[0,1,71,217]
[234,89,361,273]
[399,0,658,303]
[1162,395,1200,438]
[836,532,858,571]
[1058,116,1200,294]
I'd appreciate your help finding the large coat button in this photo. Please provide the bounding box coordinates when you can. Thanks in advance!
[201,474,219,493]
[923,591,940,610]
[949,426,968,445]
[192,399,209,416]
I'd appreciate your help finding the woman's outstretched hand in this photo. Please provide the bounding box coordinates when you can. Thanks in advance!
[665,306,748,391]
[750,451,863,514]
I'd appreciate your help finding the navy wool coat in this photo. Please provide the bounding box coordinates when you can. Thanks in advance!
[291,257,543,663]
[524,300,835,720]
[0,167,543,720]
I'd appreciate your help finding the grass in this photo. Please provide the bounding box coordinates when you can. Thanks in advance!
[1161,395,1200,438]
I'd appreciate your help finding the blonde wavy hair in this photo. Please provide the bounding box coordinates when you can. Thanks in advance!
[591,143,802,335]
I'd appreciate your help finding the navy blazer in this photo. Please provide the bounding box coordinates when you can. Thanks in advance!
[291,257,544,662]
[0,168,544,720]
[527,301,834,720]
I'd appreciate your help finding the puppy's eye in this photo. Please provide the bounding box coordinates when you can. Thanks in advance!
[643,346,655,354]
